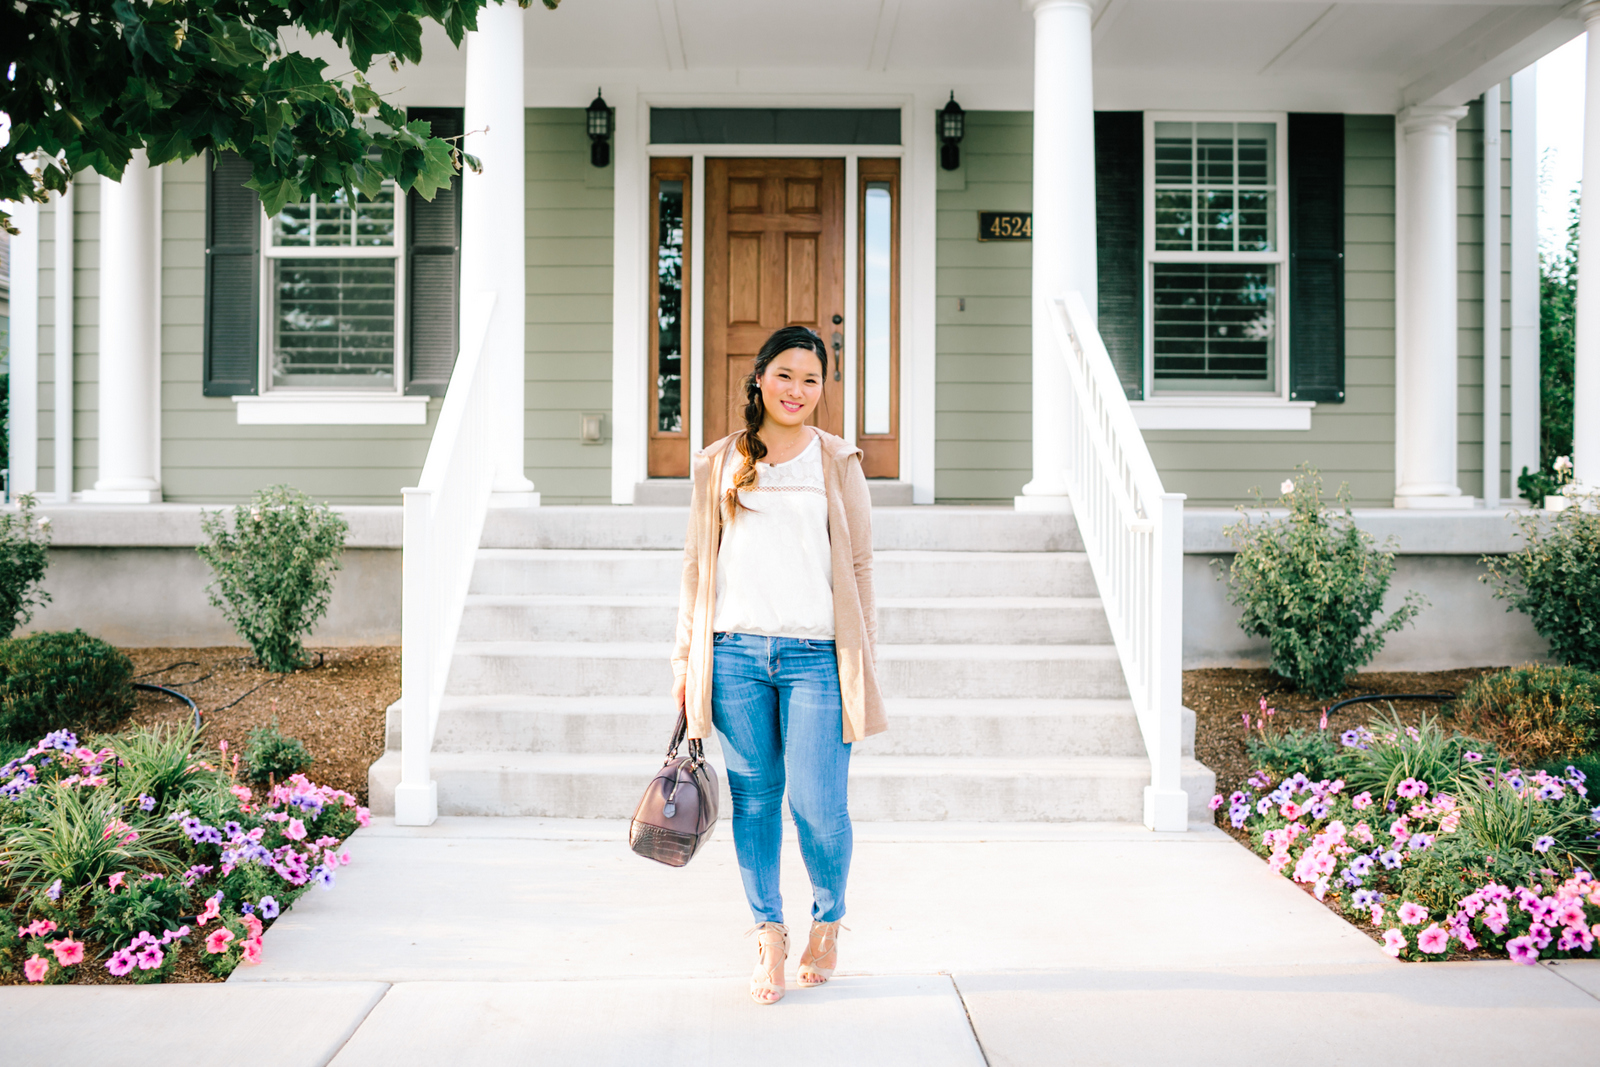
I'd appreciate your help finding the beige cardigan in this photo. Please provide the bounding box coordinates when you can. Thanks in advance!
[671,429,886,744]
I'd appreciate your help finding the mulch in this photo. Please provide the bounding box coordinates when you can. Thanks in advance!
[1187,666,1504,800]
[123,646,400,805]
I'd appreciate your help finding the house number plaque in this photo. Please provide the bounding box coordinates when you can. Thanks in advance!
[978,211,1032,241]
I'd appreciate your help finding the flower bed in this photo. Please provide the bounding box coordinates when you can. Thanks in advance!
[1,726,368,984]
[1213,714,1600,963]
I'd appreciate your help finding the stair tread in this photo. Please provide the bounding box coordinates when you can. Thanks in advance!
[435,694,1139,715]
[398,750,1206,777]
[452,641,1121,659]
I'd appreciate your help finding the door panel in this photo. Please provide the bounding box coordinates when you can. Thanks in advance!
[706,158,844,443]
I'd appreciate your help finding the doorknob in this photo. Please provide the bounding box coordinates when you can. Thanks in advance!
[830,331,843,380]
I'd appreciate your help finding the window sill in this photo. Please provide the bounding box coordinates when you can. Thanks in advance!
[1130,398,1315,431]
[233,395,430,426]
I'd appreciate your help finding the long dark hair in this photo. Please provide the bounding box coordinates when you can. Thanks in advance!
[724,325,830,521]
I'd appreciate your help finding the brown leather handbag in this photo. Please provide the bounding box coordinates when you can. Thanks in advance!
[628,709,720,866]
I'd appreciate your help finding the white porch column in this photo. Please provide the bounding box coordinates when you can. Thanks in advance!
[462,2,537,504]
[1394,106,1473,509]
[84,151,162,504]
[1571,7,1600,495]
[1017,0,1096,513]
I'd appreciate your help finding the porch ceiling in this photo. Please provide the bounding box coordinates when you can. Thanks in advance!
[301,0,1585,113]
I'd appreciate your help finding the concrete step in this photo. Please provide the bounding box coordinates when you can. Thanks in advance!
[455,594,1112,645]
[479,505,1083,552]
[366,750,1215,823]
[443,642,1128,700]
[468,549,1098,599]
[392,695,1149,758]
[633,480,916,507]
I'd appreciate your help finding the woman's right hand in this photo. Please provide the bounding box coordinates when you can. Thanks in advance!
[673,674,687,712]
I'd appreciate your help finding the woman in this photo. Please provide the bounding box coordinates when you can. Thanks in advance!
[671,325,886,1005]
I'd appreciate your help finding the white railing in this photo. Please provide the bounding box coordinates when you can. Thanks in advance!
[394,292,497,826]
[1046,292,1189,832]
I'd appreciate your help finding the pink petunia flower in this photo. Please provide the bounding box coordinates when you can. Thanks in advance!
[24,954,51,981]
[1382,929,1407,957]
[356,807,371,827]
[1280,801,1303,820]
[1397,902,1429,926]
[240,937,263,965]
[1370,905,1385,926]
[1352,792,1373,810]
[1507,936,1539,964]
[106,949,136,977]
[204,928,236,954]
[48,937,84,966]
[242,915,263,940]
[1417,924,1449,954]
[1528,922,1553,950]
[285,818,307,841]
[108,872,125,892]
[198,893,222,926]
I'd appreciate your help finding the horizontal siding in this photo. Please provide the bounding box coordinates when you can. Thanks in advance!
[160,156,436,504]
[934,111,1032,503]
[1144,113,1399,506]
[524,107,613,505]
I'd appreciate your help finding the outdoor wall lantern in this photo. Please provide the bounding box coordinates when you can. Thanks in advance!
[587,89,612,168]
[940,92,965,171]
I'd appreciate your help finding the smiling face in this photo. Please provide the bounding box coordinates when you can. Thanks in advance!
[757,346,826,430]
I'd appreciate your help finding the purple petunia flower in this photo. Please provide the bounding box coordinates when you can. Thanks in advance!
[1568,766,1588,784]
[1533,836,1555,854]
[312,865,336,889]
[1380,850,1403,870]
[138,794,157,812]
[1537,783,1564,801]
[240,902,255,915]
[45,879,62,901]
[1350,855,1374,876]
[1408,833,1435,851]
[1256,798,1272,815]
[1463,751,1484,763]
[259,896,280,919]
[223,821,242,838]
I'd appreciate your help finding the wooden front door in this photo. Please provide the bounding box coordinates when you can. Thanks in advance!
[705,158,845,443]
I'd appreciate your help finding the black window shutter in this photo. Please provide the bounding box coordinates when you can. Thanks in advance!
[1288,113,1346,403]
[1094,112,1144,400]
[203,151,261,396]
[406,108,465,396]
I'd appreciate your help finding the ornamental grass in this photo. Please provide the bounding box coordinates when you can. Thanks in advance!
[0,724,367,984]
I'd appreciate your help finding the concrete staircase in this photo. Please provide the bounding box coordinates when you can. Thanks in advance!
[368,506,1214,822]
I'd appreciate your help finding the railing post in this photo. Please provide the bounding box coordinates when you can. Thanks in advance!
[395,486,439,826]
[1143,490,1189,831]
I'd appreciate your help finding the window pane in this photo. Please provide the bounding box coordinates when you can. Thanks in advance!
[656,179,684,434]
[272,258,397,389]
[1151,263,1275,392]
[863,182,892,436]
[1150,122,1276,253]
[271,186,397,248]
[1154,190,1194,251]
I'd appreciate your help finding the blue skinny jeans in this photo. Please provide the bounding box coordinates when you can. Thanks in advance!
[711,631,853,925]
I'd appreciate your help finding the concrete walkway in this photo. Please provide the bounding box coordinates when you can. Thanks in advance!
[5,818,1600,1065]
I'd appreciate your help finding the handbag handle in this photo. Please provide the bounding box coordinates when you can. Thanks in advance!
[666,708,706,764]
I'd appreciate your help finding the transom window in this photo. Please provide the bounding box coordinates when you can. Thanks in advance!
[1146,115,1288,396]
[263,185,404,391]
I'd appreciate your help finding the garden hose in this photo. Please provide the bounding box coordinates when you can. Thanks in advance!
[132,682,202,731]
[1270,692,1457,715]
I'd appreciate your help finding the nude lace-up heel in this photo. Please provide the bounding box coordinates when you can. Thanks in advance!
[797,919,846,986]
[747,922,789,1005]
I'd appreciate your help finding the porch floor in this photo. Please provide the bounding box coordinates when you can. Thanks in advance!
[8,819,1598,1065]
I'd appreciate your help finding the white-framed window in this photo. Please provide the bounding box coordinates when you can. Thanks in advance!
[1144,112,1289,399]
[259,184,405,393]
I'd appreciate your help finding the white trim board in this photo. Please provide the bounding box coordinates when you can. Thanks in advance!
[1131,400,1315,431]
[233,395,430,425]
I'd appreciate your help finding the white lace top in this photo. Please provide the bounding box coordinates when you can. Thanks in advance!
[713,432,834,639]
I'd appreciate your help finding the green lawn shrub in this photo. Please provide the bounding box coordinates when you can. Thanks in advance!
[198,485,349,673]
[0,630,135,742]
[1453,664,1600,766]
[1483,509,1600,671]
[0,493,52,640]
[1219,466,1425,699]
[242,720,313,785]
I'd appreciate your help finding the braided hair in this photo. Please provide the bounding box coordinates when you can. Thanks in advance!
[723,325,830,522]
